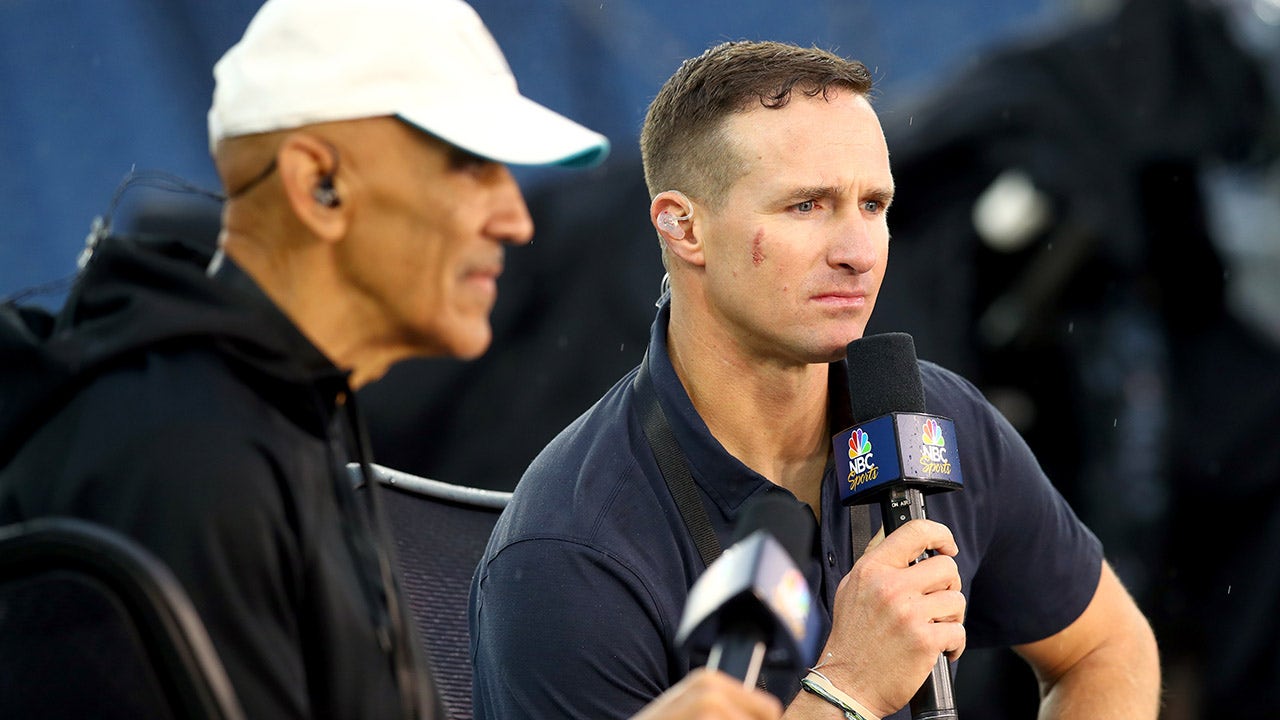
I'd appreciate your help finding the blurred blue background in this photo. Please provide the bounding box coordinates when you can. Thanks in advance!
[0,0,1069,303]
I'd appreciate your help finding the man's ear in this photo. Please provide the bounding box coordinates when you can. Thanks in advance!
[651,191,703,267]
[277,132,348,243]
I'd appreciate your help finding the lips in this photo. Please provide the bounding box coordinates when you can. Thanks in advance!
[812,288,868,302]
[467,265,502,281]
[807,287,871,313]
[466,267,501,292]
[464,254,504,282]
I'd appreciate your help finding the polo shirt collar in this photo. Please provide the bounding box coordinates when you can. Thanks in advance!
[644,300,857,516]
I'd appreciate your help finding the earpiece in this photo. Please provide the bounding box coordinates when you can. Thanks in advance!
[655,191,694,240]
[313,175,340,208]
[657,210,686,239]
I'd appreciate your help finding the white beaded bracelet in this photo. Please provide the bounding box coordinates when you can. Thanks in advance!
[800,668,881,720]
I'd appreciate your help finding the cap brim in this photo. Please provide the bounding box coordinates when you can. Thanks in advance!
[398,93,609,169]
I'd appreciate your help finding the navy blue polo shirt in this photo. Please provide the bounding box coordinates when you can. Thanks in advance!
[470,302,1102,720]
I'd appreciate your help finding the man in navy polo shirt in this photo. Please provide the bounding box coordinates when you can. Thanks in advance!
[470,41,1160,720]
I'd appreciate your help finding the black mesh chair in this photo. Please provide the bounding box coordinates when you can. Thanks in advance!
[0,516,245,720]
[350,463,511,720]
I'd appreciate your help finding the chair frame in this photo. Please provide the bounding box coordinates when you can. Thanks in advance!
[349,462,510,720]
[352,462,513,509]
[0,516,246,720]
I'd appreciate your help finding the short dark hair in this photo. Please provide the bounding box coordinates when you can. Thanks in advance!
[640,40,874,206]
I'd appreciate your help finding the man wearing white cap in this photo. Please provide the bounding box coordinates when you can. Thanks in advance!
[0,0,780,718]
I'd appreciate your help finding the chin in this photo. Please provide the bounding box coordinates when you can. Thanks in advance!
[452,345,489,361]
[804,326,868,362]
[447,326,493,361]
[412,317,492,361]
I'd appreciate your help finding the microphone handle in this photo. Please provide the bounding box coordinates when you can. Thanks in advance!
[879,487,959,720]
[706,617,768,688]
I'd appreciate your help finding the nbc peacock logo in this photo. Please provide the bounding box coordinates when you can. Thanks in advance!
[847,428,877,489]
[849,428,872,459]
[771,568,812,641]
[922,418,945,448]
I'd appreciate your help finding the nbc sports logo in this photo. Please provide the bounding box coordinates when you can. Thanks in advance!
[920,417,949,467]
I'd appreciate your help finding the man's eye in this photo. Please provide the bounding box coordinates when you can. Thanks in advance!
[863,193,894,214]
[449,148,490,173]
[795,200,816,213]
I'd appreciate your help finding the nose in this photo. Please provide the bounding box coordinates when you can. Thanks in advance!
[829,209,882,274]
[485,165,534,246]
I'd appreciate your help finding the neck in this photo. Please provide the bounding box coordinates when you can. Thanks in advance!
[220,228,402,390]
[666,301,831,512]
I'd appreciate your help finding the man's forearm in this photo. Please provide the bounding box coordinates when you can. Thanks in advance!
[1036,626,1161,719]
[1012,561,1161,719]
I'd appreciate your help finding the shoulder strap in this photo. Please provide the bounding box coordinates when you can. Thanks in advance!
[636,356,876,571]
[635,358,722,569]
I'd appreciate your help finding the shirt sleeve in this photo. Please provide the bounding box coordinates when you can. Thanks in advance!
[471,536,675,720]
[938,370,1104,647]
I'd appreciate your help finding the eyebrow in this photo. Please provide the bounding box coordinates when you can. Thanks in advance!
[865,187,896,208]
[784,185,841,203]
[780,184,896,206]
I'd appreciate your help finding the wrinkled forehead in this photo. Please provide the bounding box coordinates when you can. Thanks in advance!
[719,92,890,194]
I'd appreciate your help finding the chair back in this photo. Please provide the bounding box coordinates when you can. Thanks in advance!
[0,516,245,720]
[351,463,511,720]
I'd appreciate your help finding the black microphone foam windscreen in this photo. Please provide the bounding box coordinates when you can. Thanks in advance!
[845,332,926,423]
[732,493,813,565]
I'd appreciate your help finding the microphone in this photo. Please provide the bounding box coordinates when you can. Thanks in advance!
[675,494,820,687]
[834,332,964,720]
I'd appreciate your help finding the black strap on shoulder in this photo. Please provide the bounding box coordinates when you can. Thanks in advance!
[636,353,874,574]
[635,357,722,569]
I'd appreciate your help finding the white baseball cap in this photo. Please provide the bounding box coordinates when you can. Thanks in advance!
[208,0,609,168]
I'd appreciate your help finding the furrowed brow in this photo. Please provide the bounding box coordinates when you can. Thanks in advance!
[782,185,842,203]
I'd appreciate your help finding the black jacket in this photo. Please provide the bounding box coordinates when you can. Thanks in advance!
[0,235,434,719]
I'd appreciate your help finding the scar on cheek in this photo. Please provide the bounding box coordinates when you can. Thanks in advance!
[751,229,766,267]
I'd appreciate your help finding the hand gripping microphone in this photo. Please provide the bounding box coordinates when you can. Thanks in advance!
[834,332,963,720]
[675,494,820,688]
